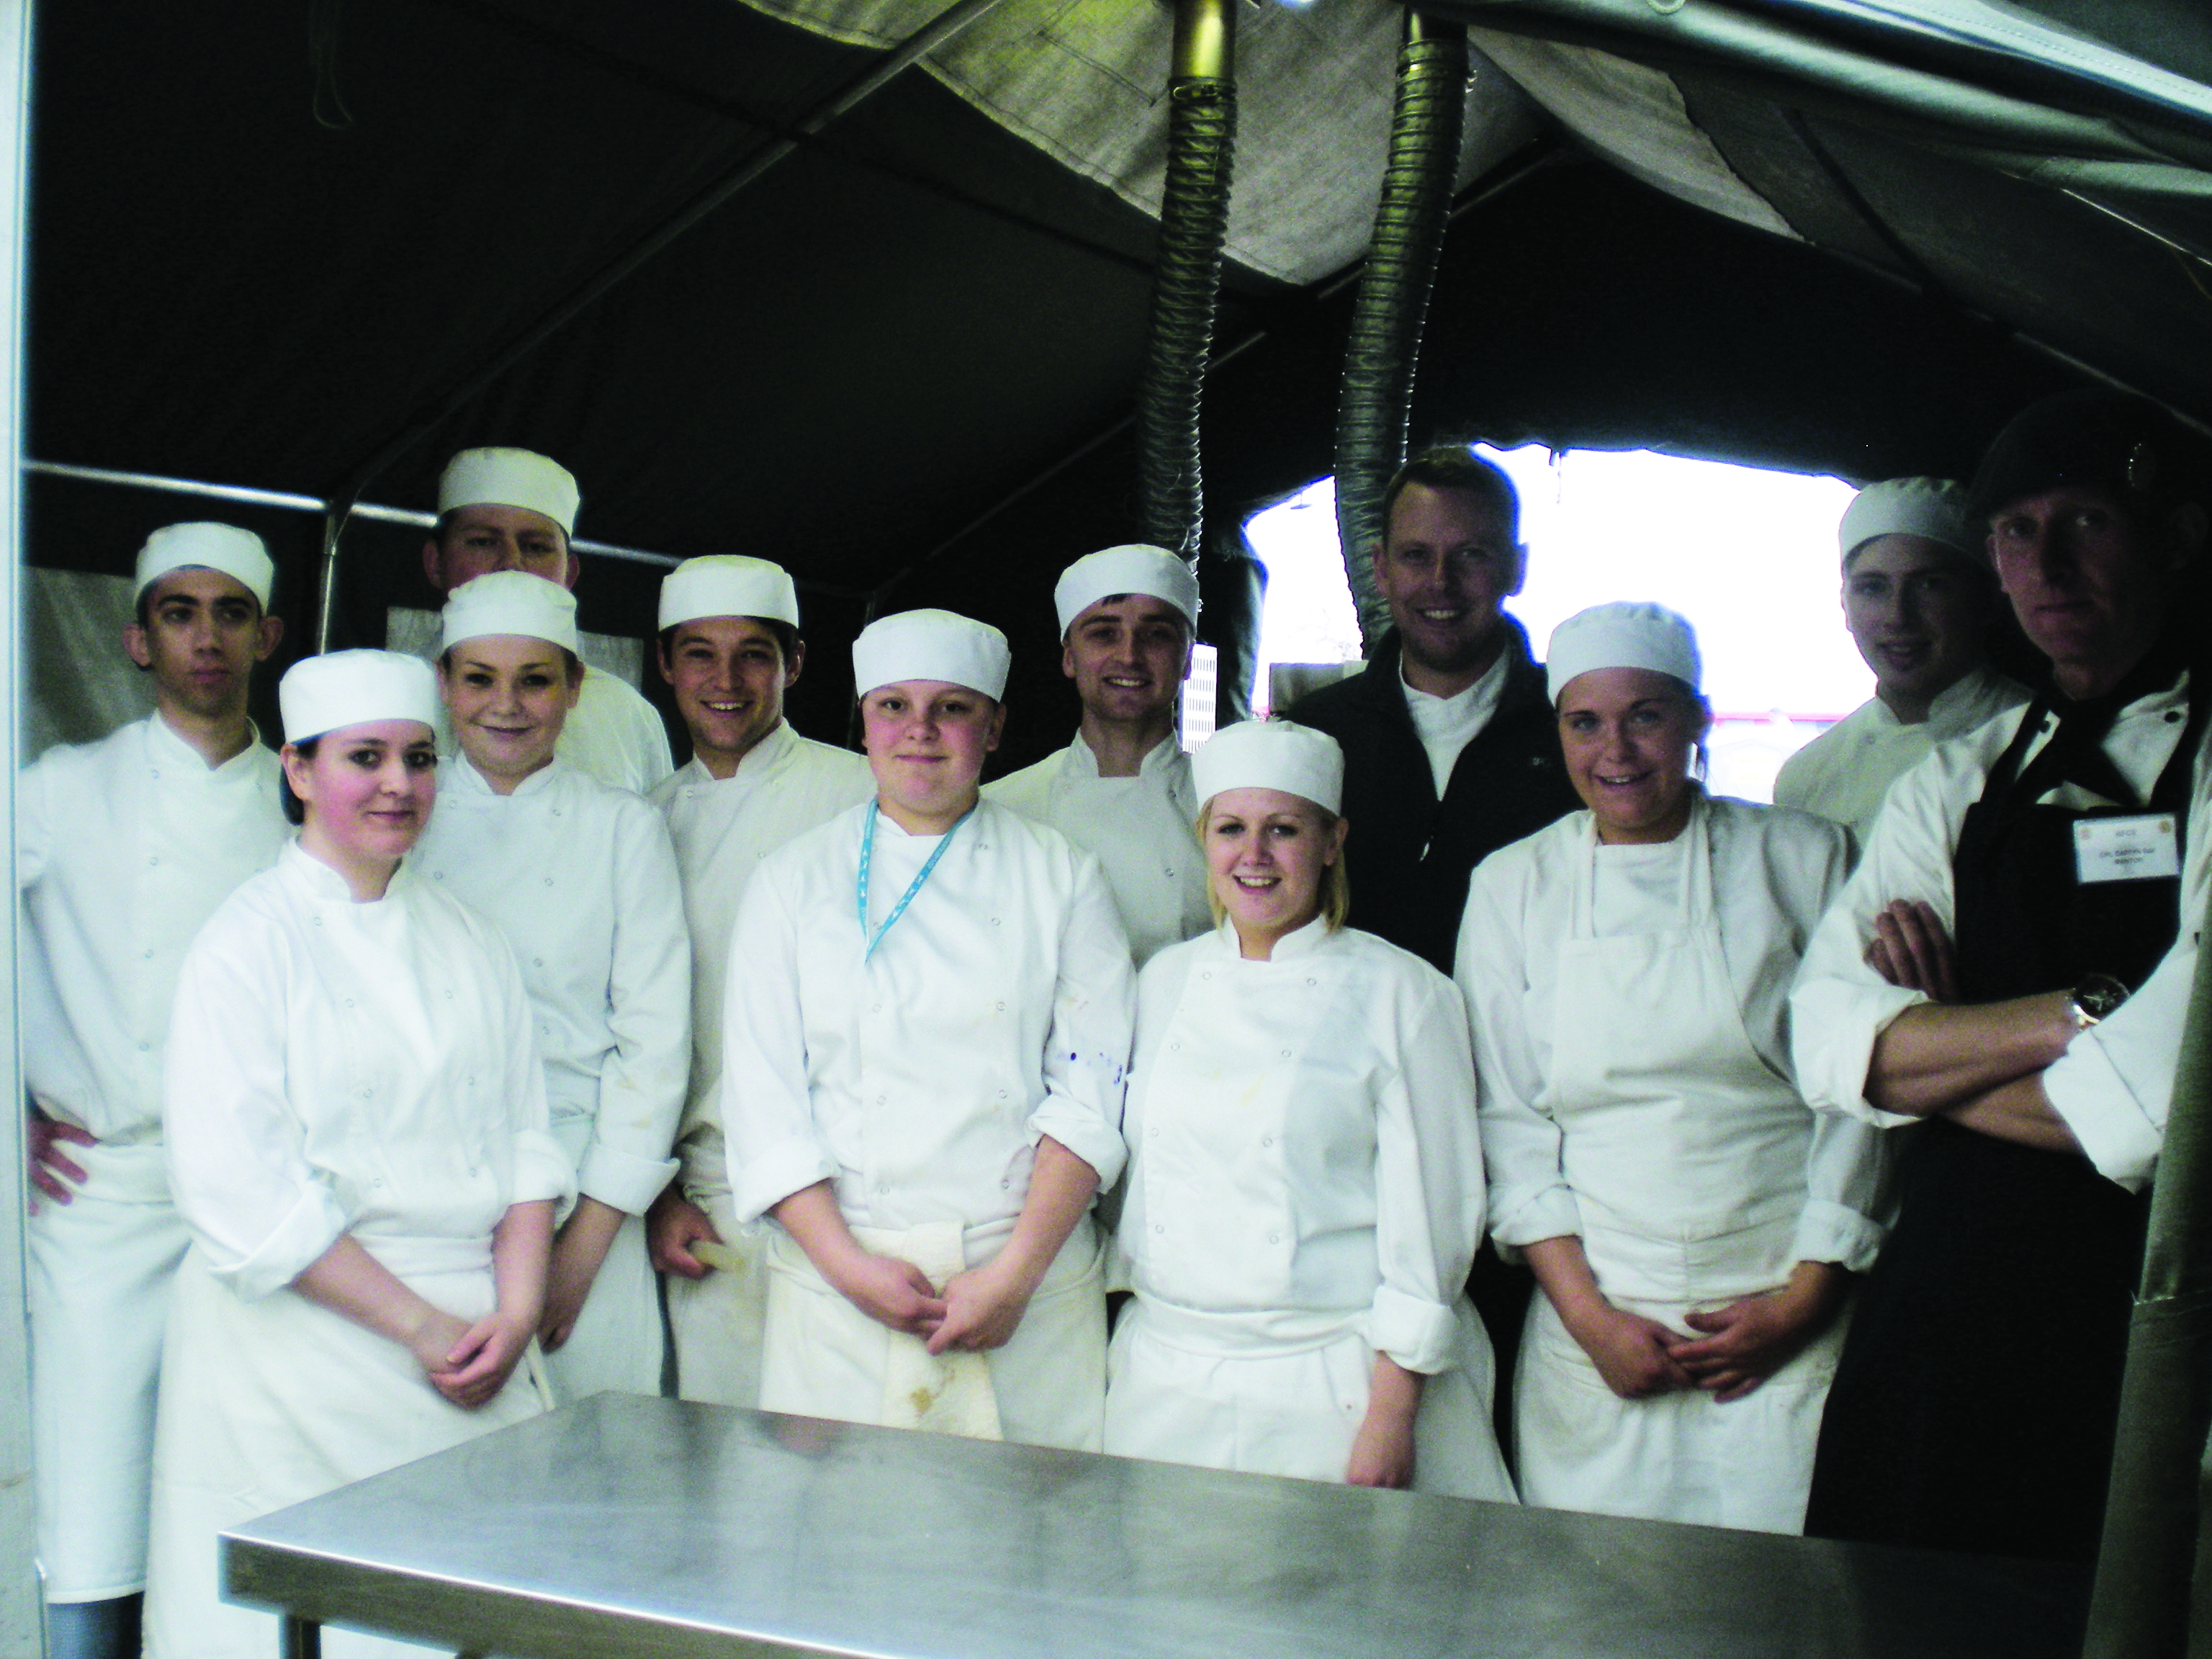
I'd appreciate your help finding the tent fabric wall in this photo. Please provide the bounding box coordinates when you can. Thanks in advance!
[732,0,1547,284]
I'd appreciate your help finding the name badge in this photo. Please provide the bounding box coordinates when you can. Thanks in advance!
[2074,814,2181,884]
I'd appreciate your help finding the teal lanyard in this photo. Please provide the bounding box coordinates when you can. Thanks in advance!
[856,804,975,961]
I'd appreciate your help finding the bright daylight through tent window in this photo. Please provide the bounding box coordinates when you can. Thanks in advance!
[1245,446,1871,804]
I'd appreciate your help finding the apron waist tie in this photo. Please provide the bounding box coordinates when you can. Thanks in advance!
[1131,1295,1365,1359]
[356,1233,493,1280]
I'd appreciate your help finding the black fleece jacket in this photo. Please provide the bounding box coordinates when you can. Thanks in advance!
[1287,621,1580,974]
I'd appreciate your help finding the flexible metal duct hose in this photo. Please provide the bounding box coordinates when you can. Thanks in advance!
[1137,0,1236,559]
[1335,15,1469,652]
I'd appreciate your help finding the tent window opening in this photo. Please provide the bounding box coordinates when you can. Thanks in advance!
[1244,446,1870,805]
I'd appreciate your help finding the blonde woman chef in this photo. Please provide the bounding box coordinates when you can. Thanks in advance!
[413,572,690,1401]
[143,650,571,1659]
[1455,603,1886,1534]
[719,608,1134,1449]
[1104,719,1516,1501]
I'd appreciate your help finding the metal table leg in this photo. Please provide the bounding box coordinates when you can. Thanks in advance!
[281,1613,320,1659]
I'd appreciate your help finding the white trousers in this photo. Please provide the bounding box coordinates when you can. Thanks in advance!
[665,1194,768,1408]
[541,1210,662,1403]
[1103,1296,1517,1503]
[760,1219,1106,1451]
[143,1247,549,1659]
[1513,1289,1844,1534]
[29,1139,188,1602]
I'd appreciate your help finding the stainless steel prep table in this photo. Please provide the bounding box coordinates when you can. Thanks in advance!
[222,1393,2084,1659]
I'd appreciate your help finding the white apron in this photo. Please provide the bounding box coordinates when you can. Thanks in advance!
[1516,806,1842,1534]
[143,1243,550,1659]
[539,1118,664,1404]
[665,1195,772,1408]
[1104,1296,1516,1501]
[760,1218,1105,1450]
[28,1138,189,1601]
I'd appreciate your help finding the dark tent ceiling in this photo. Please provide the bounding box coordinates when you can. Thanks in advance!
[28,0,2212,757]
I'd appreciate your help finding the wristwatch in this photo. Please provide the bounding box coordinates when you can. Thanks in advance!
[2067,972,2131,1031]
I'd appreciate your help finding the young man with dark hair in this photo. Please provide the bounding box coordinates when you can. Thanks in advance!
[22,523,289,1659]
[986,544,1210,965]
[642,556,871,1407]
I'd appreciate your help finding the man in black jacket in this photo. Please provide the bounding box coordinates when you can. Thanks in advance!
[1289,446,1579,974]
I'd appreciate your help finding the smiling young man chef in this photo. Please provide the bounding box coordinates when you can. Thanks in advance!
[420,446,673,795]
[985,544,1210,965]
[1775,477,2027,840]
[21,523,288,1659]
[641,555,872,1406]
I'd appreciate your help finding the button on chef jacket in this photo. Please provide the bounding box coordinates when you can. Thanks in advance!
[986,732,1209,966]
[1116,917,1485,1368]
[1791,680,2212,1190]
[20,713,288,1140]
[649,724,875,1205]
[414,752,689,1214]
[163,840,575,1300]
[720,798,1135,1234]
[1462,798,1888,1275]
[1773,667,2028,841]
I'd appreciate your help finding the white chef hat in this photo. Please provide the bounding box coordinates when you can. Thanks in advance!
[658,554,801,631]
[1547,602,1703,703]
[437,446,580,535]
[280,649,439,745]
[133,522,275,608]
[1838,477,1978,565]
[1192,719,1344,817]
[852,608,1010,701]
[1053,544,1202,636]
[440,571,581,656]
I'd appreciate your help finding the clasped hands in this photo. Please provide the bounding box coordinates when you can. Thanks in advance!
[1567,1263,1847,1405]
[830,1248,1039,1354]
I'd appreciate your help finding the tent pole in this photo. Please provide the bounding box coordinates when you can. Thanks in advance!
[313,505,348,656]
[327,0,1007,517]
[2084,934,2212,1657]
[1334,10,1468,655]
[1135,0,1236,560]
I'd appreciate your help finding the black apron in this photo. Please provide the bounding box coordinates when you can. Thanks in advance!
[1806,666,2203,1563]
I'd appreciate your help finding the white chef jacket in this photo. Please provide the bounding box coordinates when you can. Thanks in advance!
[1115,918,1484,1372]
[20,713,288,1141]
[163,840,574,1300]
[1773,667,2028,840]
[1461,798,1887,1274]
[414,755,688,1215]
[649,725,875,1203]
[721,797,1135,1234]
[426,660,673,797]
[985,731,1209,966]
[1403,650,1506,800]
[1790,679,2212,1192]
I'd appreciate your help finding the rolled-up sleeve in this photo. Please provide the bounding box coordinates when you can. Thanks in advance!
[579,803,690,1213]
[163,922,350,1300]
[1367,973,1483,1374]
[1030,851,1136,1190]
[1457,853,1582,1249]
[722,863,839,1223]
[2045,935,2196,1192]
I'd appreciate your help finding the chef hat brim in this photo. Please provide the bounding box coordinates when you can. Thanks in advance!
[852,608,1010,701]
[1053,544,1201,636]
[280,649,441,744]
[134,523,276,610]
[1192,719,1344,817]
